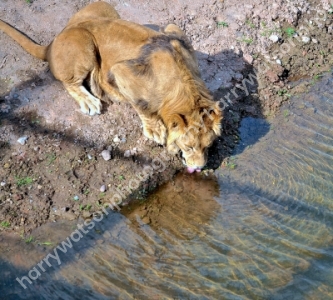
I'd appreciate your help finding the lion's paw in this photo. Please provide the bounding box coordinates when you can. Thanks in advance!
[79,96,102,116]
[143,120,166,145]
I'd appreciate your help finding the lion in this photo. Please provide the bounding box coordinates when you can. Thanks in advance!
[0,1,222,172]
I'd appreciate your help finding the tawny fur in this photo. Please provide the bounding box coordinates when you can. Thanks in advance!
[0,1,222,168]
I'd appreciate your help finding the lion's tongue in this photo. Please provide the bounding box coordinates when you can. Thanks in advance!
[187,167,201,173]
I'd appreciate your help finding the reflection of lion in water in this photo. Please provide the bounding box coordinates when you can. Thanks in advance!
[0,1,222,171]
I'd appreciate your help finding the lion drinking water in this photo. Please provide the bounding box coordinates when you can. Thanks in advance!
[0,2,222,172]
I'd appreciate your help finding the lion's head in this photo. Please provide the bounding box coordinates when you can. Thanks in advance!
[164,97,222,172]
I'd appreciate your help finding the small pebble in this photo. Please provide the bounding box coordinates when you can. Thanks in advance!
[302,36,310,43]
[82,211,92,219]
[101,150,111,161]
[63,212,77,221]
[0,181,6,187]
[100,185,106,192]
[73,195,79,201]
[312,38,317,43]
[113,136,120,143]
[124,150,131,157]
[87,154,92,160]
[276,59,282,65]
[37,185,42,190]
[17,136,28,145]
[141,216,151,225]
[269,34,279,43]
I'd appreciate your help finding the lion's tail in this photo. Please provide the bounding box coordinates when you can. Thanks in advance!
[0,19,48,61]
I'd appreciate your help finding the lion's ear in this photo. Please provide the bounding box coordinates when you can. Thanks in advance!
[163,24,195,53]
[163,24,185,37]
[167,114,186,131]
[165,114,186,145]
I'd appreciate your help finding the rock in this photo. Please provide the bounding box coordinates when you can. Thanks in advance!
[243,53,253,64]
[73,195,79,201]
[131,148,137,155]
[17,136,28,145]
[302,36,310,43]
[100,185,106,192]
[269,34,279,43]
[276,59,282,65]
[265,70,279,83]
[62,212,77,221]
[113,136,120,143]
[37,185,42,190]
[312,38,317,43]
[87,154,92,160]
[82,211,92,219]
[233,73,243,81]
[141,216,151,225]
[124,150,131,158]
[101,149,111,161]
[0,182,5,187]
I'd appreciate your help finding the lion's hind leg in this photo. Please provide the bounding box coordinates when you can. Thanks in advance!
[65,83,102,116]
[49,28,103,115]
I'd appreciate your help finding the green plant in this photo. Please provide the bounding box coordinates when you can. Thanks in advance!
[25,0,32,3]
[313,74,323,80]
[246,19,255,28]
[83,189,90,195]
[260,26,282,37]
[47,153,57,165]
[118,175,125,180]
[79,204,92,211]
[31,118,40,124]
[98,192,106,199]
[239,36,253,44]
[283,109,289,117]
[95,201,103,208]
[0,221,10,228]
[15,176,33,187]
[277,89,291,97]
[285,27,296,37]
[39,241,53,246]
[217,21,228,28]
[227,162,237,169]
[25,236,34,243]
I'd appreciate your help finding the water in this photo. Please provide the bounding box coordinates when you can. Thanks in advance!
[1,73,333,299]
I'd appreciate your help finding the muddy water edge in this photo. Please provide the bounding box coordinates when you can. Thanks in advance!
[0,73,333,298]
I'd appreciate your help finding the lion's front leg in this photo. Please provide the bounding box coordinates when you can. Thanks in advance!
[140,115,167,146]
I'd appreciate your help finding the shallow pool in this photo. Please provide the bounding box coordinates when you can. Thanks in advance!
[1,73,333,299]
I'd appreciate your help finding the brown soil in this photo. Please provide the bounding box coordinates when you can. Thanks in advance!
[0,0,332,235]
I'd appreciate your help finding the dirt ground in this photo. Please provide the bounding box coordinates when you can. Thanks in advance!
[0,0,332,235]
